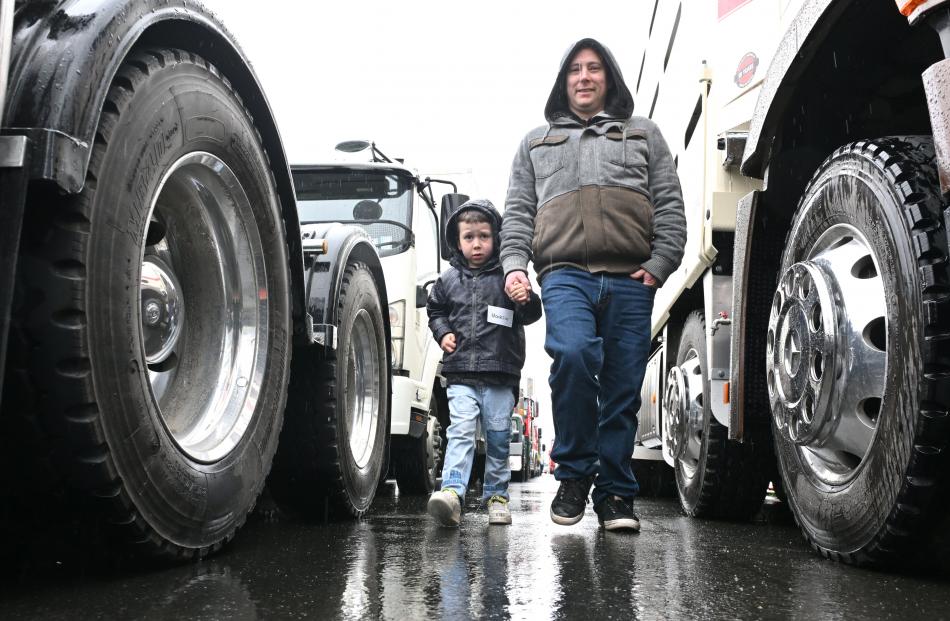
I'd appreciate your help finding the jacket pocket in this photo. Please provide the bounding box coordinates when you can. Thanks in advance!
[604,128,648,169]
[600,187,654,263]
[529,134,568,179]
[533,194,586,268]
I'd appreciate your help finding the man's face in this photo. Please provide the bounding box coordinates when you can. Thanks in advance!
[566,48,607,119]
[458,220,493,268]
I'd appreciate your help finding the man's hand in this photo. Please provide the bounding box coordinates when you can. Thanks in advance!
[630,268,657,288]
[506,271,532,302]
[508,282,530,305]
[440,333,457,353]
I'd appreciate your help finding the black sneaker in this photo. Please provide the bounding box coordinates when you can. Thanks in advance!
[550,476,594,525]
[594,495,641,532]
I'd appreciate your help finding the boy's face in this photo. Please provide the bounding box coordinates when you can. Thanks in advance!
[458,221,493,268]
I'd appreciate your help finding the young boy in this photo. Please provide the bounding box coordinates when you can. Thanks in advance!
[426,198,542,527]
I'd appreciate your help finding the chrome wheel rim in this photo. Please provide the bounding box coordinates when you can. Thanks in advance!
[142,152,268,463]
[767,224,885,485]
[665,348,706,480]
[346,309,381,469]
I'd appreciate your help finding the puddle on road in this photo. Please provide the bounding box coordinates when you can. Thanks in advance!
[2,477,950,619]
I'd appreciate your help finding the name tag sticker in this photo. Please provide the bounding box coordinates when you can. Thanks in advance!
[487,305,514,327]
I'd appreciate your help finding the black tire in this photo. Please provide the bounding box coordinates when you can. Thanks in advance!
[770,137,950,567]
[672,312,769,519]
[270,261,388,519]
[1,49,291,559]
[393,400,444,496]
[632,459,676,498]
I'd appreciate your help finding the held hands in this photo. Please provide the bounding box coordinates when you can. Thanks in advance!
[630,268,657,288]
[508,283,530,305]
[505,271,532,305]
[440,333,457,353]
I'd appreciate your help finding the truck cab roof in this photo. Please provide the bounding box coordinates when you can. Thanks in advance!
[291,161,420,182]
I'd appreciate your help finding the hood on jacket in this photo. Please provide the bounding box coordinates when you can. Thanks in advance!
[444,198,503,269]
[544,38,634,123]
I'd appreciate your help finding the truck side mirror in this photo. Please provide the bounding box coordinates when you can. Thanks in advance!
[416,280,435,308]
[439,193,470,260]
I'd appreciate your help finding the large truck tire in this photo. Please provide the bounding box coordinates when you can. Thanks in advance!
[393,401,444,496]
[668,311,770,518]
[768,137,950,567]
[270,261,388,518]
[1,49,292,559]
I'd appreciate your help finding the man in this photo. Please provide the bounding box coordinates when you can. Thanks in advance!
[501,38,686,531]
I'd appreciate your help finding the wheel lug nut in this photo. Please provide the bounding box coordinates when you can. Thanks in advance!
[144,300,162,326]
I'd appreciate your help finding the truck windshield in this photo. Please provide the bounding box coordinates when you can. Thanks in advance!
[293,169,414,257]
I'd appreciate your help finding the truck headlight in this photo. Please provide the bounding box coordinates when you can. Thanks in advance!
[389,300,405,368]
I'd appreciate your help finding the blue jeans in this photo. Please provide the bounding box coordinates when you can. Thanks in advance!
[440,384,516,501]
[542,268,654,505]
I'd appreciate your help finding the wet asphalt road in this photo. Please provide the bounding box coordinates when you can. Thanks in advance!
[2,475,950,620]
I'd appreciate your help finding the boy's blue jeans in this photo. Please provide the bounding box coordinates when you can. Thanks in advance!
[440,384,516,501]
[542,268,655,505]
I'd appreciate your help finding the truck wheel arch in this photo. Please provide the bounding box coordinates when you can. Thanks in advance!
[741,0,937,183]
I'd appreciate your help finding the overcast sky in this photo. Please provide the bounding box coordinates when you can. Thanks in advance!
[203,1,651,446]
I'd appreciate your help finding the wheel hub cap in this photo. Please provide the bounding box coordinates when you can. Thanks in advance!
[665,350,705,476]
[768,262,837,445]
[767,224,886,484]
[141,256,184,364]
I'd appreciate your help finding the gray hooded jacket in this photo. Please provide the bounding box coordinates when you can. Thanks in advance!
[500,38,687,284]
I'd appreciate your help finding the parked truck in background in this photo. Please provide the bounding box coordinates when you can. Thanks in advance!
[630,0,950,567]
[510,388,542,482]
[289,146,468,497]
[0,0,431,561]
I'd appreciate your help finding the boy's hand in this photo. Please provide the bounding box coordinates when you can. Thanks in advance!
[508,282,530,305]
[505,271,532,302]
[440,333,457,353]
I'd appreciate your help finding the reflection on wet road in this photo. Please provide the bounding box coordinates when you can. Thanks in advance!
[2,476,950,619]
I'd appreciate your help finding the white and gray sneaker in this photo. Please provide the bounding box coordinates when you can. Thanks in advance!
[594,495,641,532]
[428,489,461,527]
[487,495,512,525]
